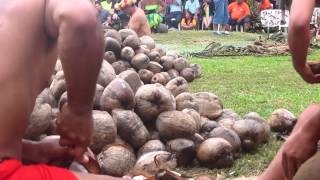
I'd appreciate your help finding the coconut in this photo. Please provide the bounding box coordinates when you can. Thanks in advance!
[151,73,167,85]
[137,140,166,158]
[104,51,117,64]
[135,45,151,56]
[121,46,135,61]
[197,138,234,168]
[153,47,166,57]
[161,56,175,71]
[218,118,236,130]
[147,62,163,74]
[140,35,156,50]
[148,50,161,63]
[166,77,188,97]
[104,29,122,44]
[167,69,180,79]
[111,61,129,75]
[194,92,223,119]
[97,145,136,177]
[201,118,220,135]
[24,103,53,140]
[132,151,177,175]
[36,88,57,107]
[135,84,176,123]
[176,92,199,111]
[93,84,104,110]
[233,119,266,152]
[268,109,297,133]
[215,109,241,121]
[166,138,196,166]
[90,111,117,153]
[119,29,138,42]
[100,78,135,112]
[112,109,149,149]
[182,108,201,132]
[131,53,150,70]
[207,127,241,158]
[49,79,66,100]
[123,35,141,50]
[98,61,116,87]
[105,37,121,55]
[180,68,195,82]
[156,111,198,140]
[160,72,171,82]
[118,70,143,94]
[54,60,63,72]
[149,128,161,140]
[173,58,188,72]
[244,112,271,142]
[138,69,154,84]
[190,64,202,78]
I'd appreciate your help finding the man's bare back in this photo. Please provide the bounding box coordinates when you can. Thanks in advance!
[127,7,151,37]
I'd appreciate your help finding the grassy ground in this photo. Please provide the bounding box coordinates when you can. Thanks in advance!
[152,31,320,178]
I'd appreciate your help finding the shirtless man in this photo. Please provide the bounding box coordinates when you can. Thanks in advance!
[258,0,320,179]
[115,0,151,37]
[0,0,125,179]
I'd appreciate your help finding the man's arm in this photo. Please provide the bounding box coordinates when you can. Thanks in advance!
[129,14,142,33]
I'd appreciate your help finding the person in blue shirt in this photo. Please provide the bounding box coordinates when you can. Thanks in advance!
[184,0,200,17]
[165,0,183,29]
[95,1,110,23]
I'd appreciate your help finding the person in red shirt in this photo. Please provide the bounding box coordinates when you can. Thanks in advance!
[257,0,272,12]
[228,0,251,31]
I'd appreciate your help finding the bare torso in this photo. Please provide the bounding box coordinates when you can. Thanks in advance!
[128,8,151,37]
[0,0,57,159]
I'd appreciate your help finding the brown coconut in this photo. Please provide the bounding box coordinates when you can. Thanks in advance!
[36,88,57,107]
[123,35,141,50]
[194,92,223,119]
[201,119,220,135]
[244,112,271,142]
[135,84,176,123]
[121,46,135,61]
[268,109,297,133]
[93,84,104,110]
[112,109,149,149]
[197,138,234,168]
[167,69,180,79]
[137,140,166,158]
[104,51,117,64]
[108,136,135,153]
[105,29,122,44]
[118,70,143,94]
[166,138,196,166]
[176,92,199,111]
[190,64,202,78]
[98,61,116,87]
[173,58,188,72]
[135,45,151,56]
[166,77,188,97]
[119,29,138,42]
[148,128,161,140]
[147,62,163,74]
[105,37,121,55]
[215,109,241,121]
[161,56,175,71]
[182,108,201,132]
[218,118,236,130]
[131,53,150,70]
[156,111,198,140]
[24,103,53,140]
[97,145,136,177]
[140,35,156,50]
[49,79,66,100]
[151,73,167,85]
[100,78,135,112]
[152,47,166,57]
[160,72,171,82]
[148,50,161,63]
[138,69,154,84]
[180,68,195,82]
[309,61,320,74]
[111,61,129,75]
[90,111,117,153]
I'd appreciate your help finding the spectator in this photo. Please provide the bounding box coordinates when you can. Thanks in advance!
[181,10,197,30]
[103,9,122,30]
[165,0,183,29]
[185,0,200,18]
[228,0,251,32]
[256,0,272,12]
[140,0,166,30]
[213,0,229,35]
[202,0,214,29]
[95,1,110,23]
[100,0,114,10]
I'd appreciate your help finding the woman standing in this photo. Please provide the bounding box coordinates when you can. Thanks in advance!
[213,0,229,35]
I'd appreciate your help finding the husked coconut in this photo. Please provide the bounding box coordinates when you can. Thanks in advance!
[244,112,271,142]
[104,29,122,44]
[182,108,201,132]
[173,58,188,72]
[180,68,195,82]
[151,73,167,85]
[111,61,129,75]
[104,37,121,55]
[90,111,117,153]
[166,77,188,97]
[36,88,57,107]
[97,61,116,87]
[112,109,149,149]
[156,111,198,140]
[140,35,155,50]
[118,70,143,94]
[148,50,161,63]
[166,138,196,166]
[137,140,166,158]
[104,51,117,64]
[152,47,166,57]
[24,103,53,140]
[123,35,141,50]
[147,62,163,74]
[268,109,297,133]
[215,109,241,121]
[161,56,175,71]
[176,92,199,111]
[197,138,233,168]
[138,69,154,84]
[160,72,171,82]
[121,46,135,61]
[190,64,202,78]
[167,69,180,79]
[100,78,135,112]
[218,118,236,129]
[194,92,223,119]
[50,79,66,100]
[93,84,104,110]
[54,60,63,72]
[119,29,138,41]
[131,53,150,70]
[135,84,176,123]
[97,145,136,177]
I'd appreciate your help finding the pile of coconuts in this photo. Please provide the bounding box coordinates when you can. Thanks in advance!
[24,29,297,178]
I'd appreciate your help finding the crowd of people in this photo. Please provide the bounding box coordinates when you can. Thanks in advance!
[95,0,289,34]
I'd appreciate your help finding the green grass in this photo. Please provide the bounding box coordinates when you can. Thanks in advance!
[152,31,320,178]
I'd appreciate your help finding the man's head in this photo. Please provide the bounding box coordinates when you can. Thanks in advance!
[236,0,244,3]
[115,0,137,15]
[95,1,102,11]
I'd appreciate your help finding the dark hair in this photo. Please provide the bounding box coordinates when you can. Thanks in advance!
[184,10,194,20]
[95,1,102,5]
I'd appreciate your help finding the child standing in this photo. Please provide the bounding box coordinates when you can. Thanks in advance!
[213,0,229,35]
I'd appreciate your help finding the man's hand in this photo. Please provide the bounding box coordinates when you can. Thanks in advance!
[294,63,320,84]
[56,103,93,163]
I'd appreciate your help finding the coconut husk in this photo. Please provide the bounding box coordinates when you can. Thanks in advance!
[112,61,129,75]
[166,138,196,166]
[112,109,150,149]
[93,84,104,110]
[105,29,122,44]
[131,53,150,70]
[182,108,201,132]
[138,69,154,84]
[140,36,156,50]
[194,92,223,119]
[104,51,117,64]
[105,37,121,55]
[36,88,57,107]
[148,50,161,63]
[167,69,180,79]
[135,45,151,56]
[200,118,220,138]
[49,78,66,100]
[215,109,241,121]
[180,68,195,82]
[97,61,116,87]
[137,140,166,158]
[119,29,138,42]
[156,111,198,140]
[218,118,236,130]
[151,73,167,85]
[197,138,234,168]
[152,47,166,57]
[118,70,143,94]
[161,56,175,71]
[166,77,188,97]
[175,92,199,111]
[135,84,176,123]
[121,46,135,61]
[147,62,163,74]
[173,58,188,72]
[268,109,296,134]
[123,35,141,50]
[100,78,135,112]
[244,112,271,143]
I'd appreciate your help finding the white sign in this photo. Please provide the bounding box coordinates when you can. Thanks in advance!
[260,9,289,28]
